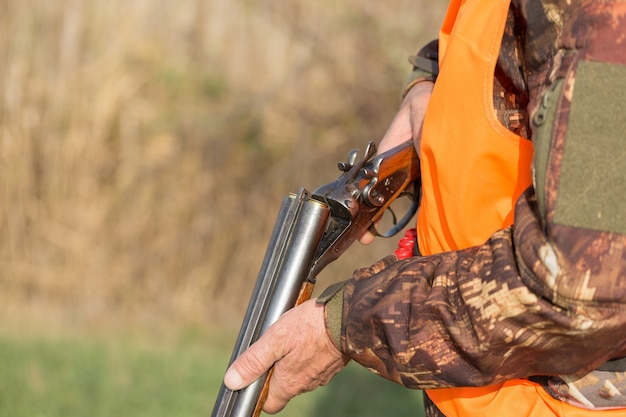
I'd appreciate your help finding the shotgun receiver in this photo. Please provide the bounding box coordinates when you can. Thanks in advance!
[212,139,420,417]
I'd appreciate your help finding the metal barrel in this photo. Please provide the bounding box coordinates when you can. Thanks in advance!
[212,188,330,417]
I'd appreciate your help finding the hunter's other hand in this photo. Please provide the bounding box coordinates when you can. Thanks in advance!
[224,299,347,414]
[359,81,433,245]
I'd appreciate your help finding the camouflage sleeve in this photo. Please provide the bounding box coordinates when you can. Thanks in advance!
[335,1,626,390]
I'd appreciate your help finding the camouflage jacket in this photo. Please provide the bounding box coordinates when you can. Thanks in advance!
[324,0,626,410]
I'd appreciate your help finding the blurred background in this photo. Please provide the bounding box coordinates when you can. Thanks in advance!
[0,0,446,415]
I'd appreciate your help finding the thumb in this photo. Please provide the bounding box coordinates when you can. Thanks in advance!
[223,335,283,391]
[223,365,246,391]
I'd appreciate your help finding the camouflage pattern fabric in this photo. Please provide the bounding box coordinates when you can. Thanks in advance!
[333,0,626,411]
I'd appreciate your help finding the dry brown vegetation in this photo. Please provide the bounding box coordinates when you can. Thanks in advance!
[0,0,446,336]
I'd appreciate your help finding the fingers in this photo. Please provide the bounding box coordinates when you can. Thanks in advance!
[264,301,347,413]
[263,348,346,414]
[222,300,347,414]
[358,230,376,245]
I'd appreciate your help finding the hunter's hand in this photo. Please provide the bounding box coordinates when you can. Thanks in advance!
[224,299,348,414]
[359,81,433,245]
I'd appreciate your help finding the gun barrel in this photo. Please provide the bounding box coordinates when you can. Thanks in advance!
[212,188,330,417]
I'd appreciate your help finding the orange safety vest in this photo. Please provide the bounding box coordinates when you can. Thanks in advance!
[417,0,625,415]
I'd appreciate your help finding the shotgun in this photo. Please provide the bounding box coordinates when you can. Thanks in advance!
[212,139,420,417]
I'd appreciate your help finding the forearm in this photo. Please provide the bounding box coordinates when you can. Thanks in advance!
[331,186,626,389]
[376,40,438,156]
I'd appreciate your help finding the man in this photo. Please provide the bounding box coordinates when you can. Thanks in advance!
[225,0,626,415]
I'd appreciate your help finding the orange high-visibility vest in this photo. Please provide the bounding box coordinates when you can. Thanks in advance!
[417,0,533,255]
[417,0,624,415]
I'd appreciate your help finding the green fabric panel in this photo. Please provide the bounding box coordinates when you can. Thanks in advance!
[554,61,626,234]
[317,280,347,349]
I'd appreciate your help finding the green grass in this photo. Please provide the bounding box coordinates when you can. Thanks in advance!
[0,333,424,417]
[0,334,223,417]
[293,362,425,417]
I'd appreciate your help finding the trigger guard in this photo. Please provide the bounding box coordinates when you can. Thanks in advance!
[368,188,419,238]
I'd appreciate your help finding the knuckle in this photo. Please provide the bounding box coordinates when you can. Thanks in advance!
[239,347,270,375]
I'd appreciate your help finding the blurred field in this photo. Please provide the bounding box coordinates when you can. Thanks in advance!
[0,333,424,417]
[0,0,445,415]
[0,333,224,417]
